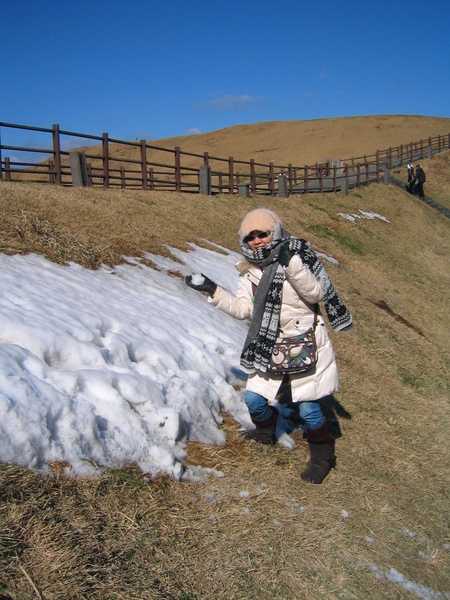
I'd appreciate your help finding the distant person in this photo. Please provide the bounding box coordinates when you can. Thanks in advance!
[415,165,426,198]
[185,208,353,484]
[406,162,416,194]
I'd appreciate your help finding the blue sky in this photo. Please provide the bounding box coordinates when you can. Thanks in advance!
[1,0,449,147]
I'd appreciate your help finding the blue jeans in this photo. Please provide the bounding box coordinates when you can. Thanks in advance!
[244,391,324,429]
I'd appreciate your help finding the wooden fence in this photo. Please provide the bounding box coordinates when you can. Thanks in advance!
[1,121,449,196]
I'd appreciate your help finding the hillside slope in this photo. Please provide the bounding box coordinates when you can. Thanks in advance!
[69,115,450,175]
[147,114,450,165]
[1,134,450,599]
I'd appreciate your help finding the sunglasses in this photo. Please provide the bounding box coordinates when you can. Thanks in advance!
[243,231,271,244]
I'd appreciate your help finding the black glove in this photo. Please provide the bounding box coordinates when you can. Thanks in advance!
[277,242,296,267]
[185,273,217,297]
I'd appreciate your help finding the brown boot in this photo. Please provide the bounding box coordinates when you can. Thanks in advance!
[240,408,278,445]
[301,422,336,484]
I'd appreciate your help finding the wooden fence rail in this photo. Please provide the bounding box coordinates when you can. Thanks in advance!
[1,121,449,196]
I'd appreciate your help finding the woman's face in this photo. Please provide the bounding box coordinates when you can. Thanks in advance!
[245,230,272,250]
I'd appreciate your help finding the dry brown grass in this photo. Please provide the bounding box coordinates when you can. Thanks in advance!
[1,119,450,599]
[147,114,450,166]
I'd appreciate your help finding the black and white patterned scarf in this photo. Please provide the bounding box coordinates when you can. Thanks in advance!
[240,229,353,374]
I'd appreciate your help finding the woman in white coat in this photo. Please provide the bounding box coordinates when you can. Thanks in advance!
[186,208,352,484]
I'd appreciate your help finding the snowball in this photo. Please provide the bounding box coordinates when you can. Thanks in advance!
[191,274,205,285]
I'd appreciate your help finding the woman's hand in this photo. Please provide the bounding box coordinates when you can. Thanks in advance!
[185,273,217,297]
[277,242,296,267]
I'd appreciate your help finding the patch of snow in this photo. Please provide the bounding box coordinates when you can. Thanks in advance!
[338,209,390,223]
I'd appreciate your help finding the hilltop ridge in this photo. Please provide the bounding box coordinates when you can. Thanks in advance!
[147,114,450,166]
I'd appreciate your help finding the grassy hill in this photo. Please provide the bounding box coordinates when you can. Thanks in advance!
[1,116,449,599]
[66,114,450,178]
[146,114,450,166]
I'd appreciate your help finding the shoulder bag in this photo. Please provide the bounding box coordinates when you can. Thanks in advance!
[267,308,318,374]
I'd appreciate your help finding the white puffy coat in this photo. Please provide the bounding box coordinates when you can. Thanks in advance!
[209,255,339,403]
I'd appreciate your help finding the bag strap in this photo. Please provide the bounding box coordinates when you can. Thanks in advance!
[312,303,318,330]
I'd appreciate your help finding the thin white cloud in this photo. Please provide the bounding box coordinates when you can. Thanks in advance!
[203,93,263,110]
[186,128,201,135]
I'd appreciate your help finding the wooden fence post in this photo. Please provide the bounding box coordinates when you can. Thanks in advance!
[52,124,62,185]
[175,146,181,192]
[268,162,274,194]
[48,160,54,184]
[87,164,93,186]
[140,140,148,190]
[250,159,256,193]
[4,157,11,182]
[102,132,109,188]
[228,156,234,193]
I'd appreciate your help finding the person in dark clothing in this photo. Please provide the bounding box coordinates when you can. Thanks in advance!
[415,165,426,198]
[406,162,416,194]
